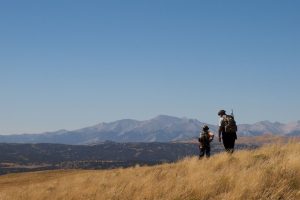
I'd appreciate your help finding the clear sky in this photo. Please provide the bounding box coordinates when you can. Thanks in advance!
[0,0,299,134]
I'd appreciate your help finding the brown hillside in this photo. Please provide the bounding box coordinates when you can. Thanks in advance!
[0,143,300,200]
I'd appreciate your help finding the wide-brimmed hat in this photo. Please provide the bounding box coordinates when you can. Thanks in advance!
[203,125,209,131]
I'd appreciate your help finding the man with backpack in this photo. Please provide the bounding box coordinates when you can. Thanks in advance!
[218,110,237,153]
[198,125,214,158]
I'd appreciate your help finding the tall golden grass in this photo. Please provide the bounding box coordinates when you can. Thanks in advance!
[0,142,300,200]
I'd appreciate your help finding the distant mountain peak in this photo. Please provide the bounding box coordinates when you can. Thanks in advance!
[257,120,272,125]
[153,115,181,120]
[1,116,300,144]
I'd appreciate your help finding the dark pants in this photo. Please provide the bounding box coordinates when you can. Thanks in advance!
[199,146,210,158]
[222,132,236,153]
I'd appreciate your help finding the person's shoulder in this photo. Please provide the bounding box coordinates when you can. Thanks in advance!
[222,115,229,121]
[219,116,226,126]
[219,117,224,121]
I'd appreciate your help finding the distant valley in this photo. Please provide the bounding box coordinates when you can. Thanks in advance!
[0,141,257,175]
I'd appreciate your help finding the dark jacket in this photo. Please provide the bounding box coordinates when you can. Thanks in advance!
[199,130,214,148]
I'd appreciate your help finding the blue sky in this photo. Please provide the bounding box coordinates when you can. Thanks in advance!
[0,0,299,134]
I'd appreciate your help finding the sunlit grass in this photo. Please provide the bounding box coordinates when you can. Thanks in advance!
[0,142,300,200]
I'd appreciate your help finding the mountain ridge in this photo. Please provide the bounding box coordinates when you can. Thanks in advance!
[0,115,300,144]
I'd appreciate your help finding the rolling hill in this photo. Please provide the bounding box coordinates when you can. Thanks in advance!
[0,142,299,200]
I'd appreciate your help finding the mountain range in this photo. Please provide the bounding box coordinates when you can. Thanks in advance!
[0,115,299,144]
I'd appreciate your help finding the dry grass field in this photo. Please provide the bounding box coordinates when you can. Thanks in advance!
[0,142,300,200]
[236,135,300,145]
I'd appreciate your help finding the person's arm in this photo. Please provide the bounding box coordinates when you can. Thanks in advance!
[209,133,214,142]
[218,118,223,142]
[218,127,222,142]
[199,136,203,148]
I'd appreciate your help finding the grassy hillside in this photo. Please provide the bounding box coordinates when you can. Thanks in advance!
[0,142,300,200]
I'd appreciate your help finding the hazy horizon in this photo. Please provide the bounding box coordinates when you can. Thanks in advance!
[1,114,300,135]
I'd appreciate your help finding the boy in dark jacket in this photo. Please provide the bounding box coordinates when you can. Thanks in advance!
[199,125,214,158]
